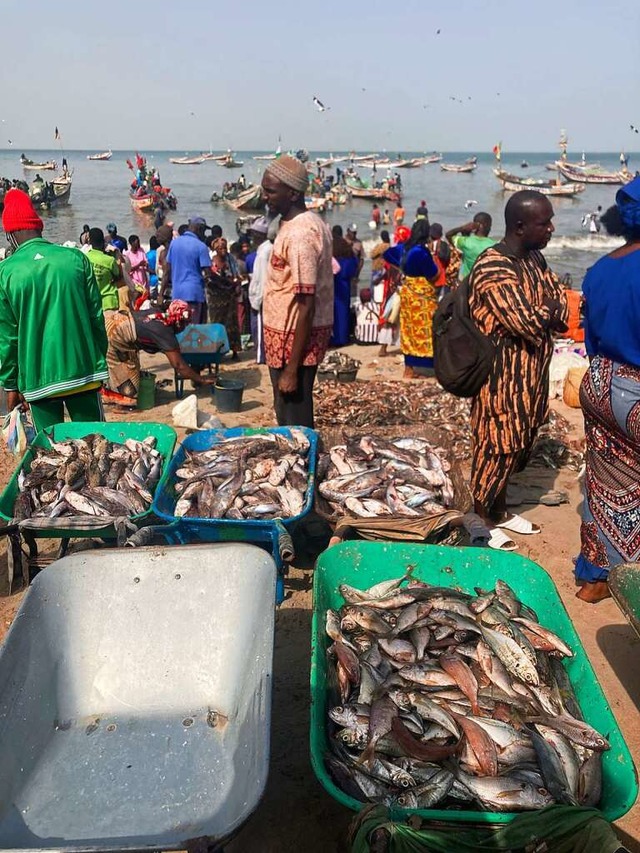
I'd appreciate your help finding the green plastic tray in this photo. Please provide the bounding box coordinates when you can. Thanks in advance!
[0,421,177,538]
[310,541,638,824]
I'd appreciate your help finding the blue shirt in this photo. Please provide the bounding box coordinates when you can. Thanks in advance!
[583,251,640,366]
[245,251,257,275]
[166,231,211,303]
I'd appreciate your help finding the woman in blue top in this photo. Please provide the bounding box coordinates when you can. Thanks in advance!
[330,225,358,347]
[383,218,439,379]
[576,176,640,603]
[146,235,159,298]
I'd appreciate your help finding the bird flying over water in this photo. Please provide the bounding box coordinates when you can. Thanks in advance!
[313,96,329,112]
[436,29,441,34]
[631,124,639,134]
[464,199,478,210]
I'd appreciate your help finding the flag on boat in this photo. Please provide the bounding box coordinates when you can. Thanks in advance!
[492,142,501,162]
[54,127,60,140]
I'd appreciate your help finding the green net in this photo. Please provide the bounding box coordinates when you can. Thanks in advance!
[349,805,622,853]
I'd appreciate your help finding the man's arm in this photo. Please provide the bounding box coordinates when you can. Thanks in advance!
[82,256,108,358]
[278,294,314,394]
[445,222,475,244]
[0,283,20,403]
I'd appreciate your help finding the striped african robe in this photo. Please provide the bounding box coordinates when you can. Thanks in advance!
[469,246,568,455]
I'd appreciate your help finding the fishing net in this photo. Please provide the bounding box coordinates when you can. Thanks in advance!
[349,805,623,853]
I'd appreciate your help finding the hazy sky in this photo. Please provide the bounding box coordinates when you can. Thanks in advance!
[2,0,637,153]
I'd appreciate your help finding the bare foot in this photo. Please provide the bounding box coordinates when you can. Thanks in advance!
[378,347,389,358]
[575,581,611,603]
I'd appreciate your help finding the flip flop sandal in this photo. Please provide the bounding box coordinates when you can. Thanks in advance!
[488,528,518,551]
[496,514,541,535]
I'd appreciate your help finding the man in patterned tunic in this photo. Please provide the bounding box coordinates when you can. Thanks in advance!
[469,191,568,550]
[261,156,333,428]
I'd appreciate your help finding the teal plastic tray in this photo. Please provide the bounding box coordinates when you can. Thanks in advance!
[310,541,638,824]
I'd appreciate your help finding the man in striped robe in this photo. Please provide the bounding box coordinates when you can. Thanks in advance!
[469,191,568,551]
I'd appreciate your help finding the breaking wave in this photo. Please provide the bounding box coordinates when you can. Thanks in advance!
[545,235,624,253]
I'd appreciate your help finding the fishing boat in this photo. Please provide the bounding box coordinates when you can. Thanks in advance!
[219,155,244,168]
[128,152,178,213]
[305,196,328,212]
[421,153,443,164]
[441,157,477,173]
[169,155,206,165]
[20,154,56,171]
[556,162,632,185]
[87,150,112,161]
[493,168,584,196]
[211,184,265,212]
[347,185,401,202]
[395,158,423,169]
[130,194,156,213]
[28,172,72,209]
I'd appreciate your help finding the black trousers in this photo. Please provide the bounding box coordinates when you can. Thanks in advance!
[269,365,317,428]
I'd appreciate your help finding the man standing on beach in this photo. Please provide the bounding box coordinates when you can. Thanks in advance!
[469,191,568,551]
[261,155,333,428]
[446,212,496,280]
[163,217,211,323]
[86,227,120,313]
[0,189,108,433]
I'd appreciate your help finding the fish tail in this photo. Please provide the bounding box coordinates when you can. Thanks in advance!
[356,741,376,767]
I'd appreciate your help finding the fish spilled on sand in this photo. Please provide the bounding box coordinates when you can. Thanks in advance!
[171,429,311,520]
[318,436,455,519]
[325,574,608,812]
[15,435,162,519]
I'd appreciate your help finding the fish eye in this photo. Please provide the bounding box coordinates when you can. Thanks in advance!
[539,787,549,795]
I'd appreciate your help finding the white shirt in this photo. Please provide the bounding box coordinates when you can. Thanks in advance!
[248,240,273,311]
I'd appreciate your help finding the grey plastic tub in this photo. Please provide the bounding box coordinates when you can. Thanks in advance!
[0,544,276,851]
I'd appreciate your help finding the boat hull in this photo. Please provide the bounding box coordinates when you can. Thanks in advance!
[440,164,476,173]
[347,186,401,202]
[87,151,112,161]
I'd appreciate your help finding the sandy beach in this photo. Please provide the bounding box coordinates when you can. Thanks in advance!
[0,344,638,852]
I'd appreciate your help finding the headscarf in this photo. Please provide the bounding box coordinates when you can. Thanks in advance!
[394,224,411,244]
[146,299,191,329]
[616,176,640,231]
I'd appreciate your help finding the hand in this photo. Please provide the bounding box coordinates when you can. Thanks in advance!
[200,376,217,386]
[7,391,25,412]
[278,366,298,395]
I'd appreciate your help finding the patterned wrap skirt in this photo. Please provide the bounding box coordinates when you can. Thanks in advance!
[399,275,438,367]
[575,355,640,582]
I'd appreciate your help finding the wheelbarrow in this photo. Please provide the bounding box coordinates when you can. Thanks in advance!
[139,426,318,604]
[174,324,230,399]
[0,544,276,852]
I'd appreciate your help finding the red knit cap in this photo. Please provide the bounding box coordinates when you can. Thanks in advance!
[2,188,44,233]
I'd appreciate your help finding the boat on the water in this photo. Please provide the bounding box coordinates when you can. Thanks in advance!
[521,160,529,168]
[20,154,56,171]
[211,183,265,211]
[29,171,72,209]
[395,158,424,169]
[219,155,244,168]
[421,153,443,164]
[87,150,112,161]
[169,155,206,165]
[347,185,401,202]
[556,162,632,185]
[128,152,177,215]
[493,168,584,196]
[441,157,477,173]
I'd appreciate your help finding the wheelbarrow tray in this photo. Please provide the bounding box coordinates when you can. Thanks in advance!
[152,426,317,531]
[310,542,638,825]
[0,544,276,851]
[0,422,177,540]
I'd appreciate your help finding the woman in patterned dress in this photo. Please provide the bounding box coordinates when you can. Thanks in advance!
[383,218,439,379]
[576,179,640,603]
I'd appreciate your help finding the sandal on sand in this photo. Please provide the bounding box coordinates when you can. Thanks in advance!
[488,528,517,551]
[496,514,541,535]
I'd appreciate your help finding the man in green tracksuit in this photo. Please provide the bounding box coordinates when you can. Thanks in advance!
[0,188,108,433]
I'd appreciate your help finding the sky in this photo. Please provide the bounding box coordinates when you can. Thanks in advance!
[1,0,638,154]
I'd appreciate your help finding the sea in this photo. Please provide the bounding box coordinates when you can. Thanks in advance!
[1,149,632,286]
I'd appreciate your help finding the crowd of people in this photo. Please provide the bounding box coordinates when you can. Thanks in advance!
[1,159,639,606]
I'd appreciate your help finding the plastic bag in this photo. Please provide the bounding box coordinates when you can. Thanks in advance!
[2,407,35,456]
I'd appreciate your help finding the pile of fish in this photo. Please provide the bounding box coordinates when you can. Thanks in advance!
[315,381,585,470]
[325,573,608,812]
[318,436,455,519]
[172,430,311,520]
[14,435,163,519]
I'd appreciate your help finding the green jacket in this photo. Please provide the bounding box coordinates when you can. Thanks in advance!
[0,238,108,401]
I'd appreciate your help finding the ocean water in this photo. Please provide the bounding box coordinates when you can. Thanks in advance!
[1,149,631,284]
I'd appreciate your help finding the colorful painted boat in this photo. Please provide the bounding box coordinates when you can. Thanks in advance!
[87,150,112,161]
